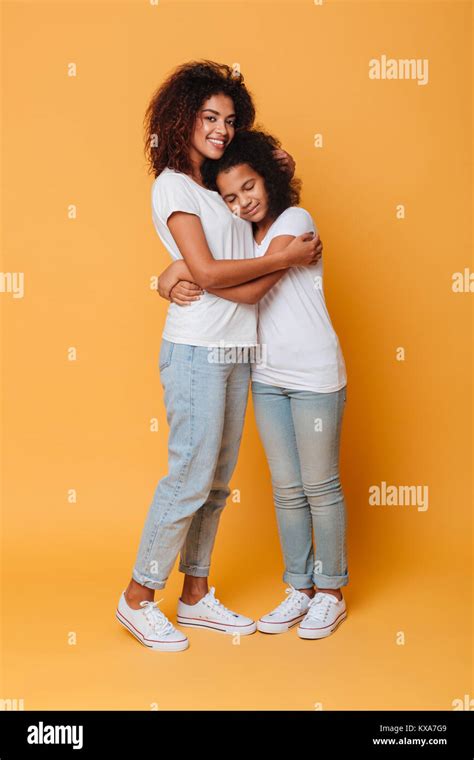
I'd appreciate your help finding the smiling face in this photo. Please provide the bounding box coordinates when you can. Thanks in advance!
[190,93,236,164]
[216,164,270,223]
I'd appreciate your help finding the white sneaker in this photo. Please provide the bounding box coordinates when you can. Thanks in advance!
[257,585,313,634]
[116,590,189,651]
[297,591,347,639]
[177,586,257,635]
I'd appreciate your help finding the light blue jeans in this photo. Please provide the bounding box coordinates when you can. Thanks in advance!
[251,380,349,590]
[132,339,251,590]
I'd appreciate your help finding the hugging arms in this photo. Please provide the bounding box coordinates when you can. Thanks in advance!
[156,211,323,307]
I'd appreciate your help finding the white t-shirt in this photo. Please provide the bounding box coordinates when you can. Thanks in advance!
[151,167,258,347]
[251,206,347,392]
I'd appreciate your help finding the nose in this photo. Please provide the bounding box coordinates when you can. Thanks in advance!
[214,120,229,136]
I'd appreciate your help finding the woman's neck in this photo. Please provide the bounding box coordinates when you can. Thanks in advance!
[190,169,205,187]
[188,148,205,187]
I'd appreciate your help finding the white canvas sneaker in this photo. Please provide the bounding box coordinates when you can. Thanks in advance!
[257,585,313,634]
[116,590,189,651]
[297,591,347,639]
[177,586,257,635]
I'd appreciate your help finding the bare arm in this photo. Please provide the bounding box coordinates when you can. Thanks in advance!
[206,269,287,305]
[160,233,323,306]
[156,254,286,305]
[205,231,322,304]
[166,212,318,290]
[205,235,297,304]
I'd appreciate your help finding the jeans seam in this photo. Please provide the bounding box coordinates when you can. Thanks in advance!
[141,346,195,580]
[337,388,345,577]
[290,386,347,586]
[159,340,174,372]
[182,362,249,573]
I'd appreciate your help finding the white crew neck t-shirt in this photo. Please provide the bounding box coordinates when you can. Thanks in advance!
[251,206,347,393]
[151,167,257,348]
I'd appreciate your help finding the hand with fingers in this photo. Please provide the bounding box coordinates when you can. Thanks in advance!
[169,280,204,306]
[286,231,324,267]
[272,148,296,178]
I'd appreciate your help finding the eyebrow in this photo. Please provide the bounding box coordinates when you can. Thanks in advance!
[201,108,236,118]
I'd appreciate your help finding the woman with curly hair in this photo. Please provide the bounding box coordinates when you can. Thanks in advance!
[115,61,321,652]
[159,129,349,641]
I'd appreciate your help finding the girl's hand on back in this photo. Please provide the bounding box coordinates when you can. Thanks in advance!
[287,232,323,267]
[170,280,204,306]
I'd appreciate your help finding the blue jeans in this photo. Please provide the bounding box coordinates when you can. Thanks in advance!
[132,339,250,590]
[251,380,349,590]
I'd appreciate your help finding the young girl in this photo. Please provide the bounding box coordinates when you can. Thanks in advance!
[159,129,348,640]
[115,62,321,652]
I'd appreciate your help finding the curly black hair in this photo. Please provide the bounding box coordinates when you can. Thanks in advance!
[144,60,256,178]
[201,129,301,220]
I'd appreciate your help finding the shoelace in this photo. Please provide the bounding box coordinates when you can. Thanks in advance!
[139,598,174,636]
[201,587,237,620]
[305,592,338,622]
[271,585,310,615]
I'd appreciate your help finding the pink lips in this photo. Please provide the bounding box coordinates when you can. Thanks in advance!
[207,137,227,148]
[245,204,260,217]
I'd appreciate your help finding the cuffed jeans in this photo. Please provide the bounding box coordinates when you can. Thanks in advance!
[251,380,349,590]
[132,339,250,590]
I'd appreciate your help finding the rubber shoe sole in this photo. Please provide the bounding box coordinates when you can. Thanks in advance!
[257,612,307,634]
[297,610,347,640]
[176,615,257,635]
[115,608,189,651]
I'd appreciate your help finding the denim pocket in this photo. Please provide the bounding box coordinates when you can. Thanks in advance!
[158,340,174,371]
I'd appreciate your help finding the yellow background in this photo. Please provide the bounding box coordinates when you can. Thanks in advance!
[1,0,472,710]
